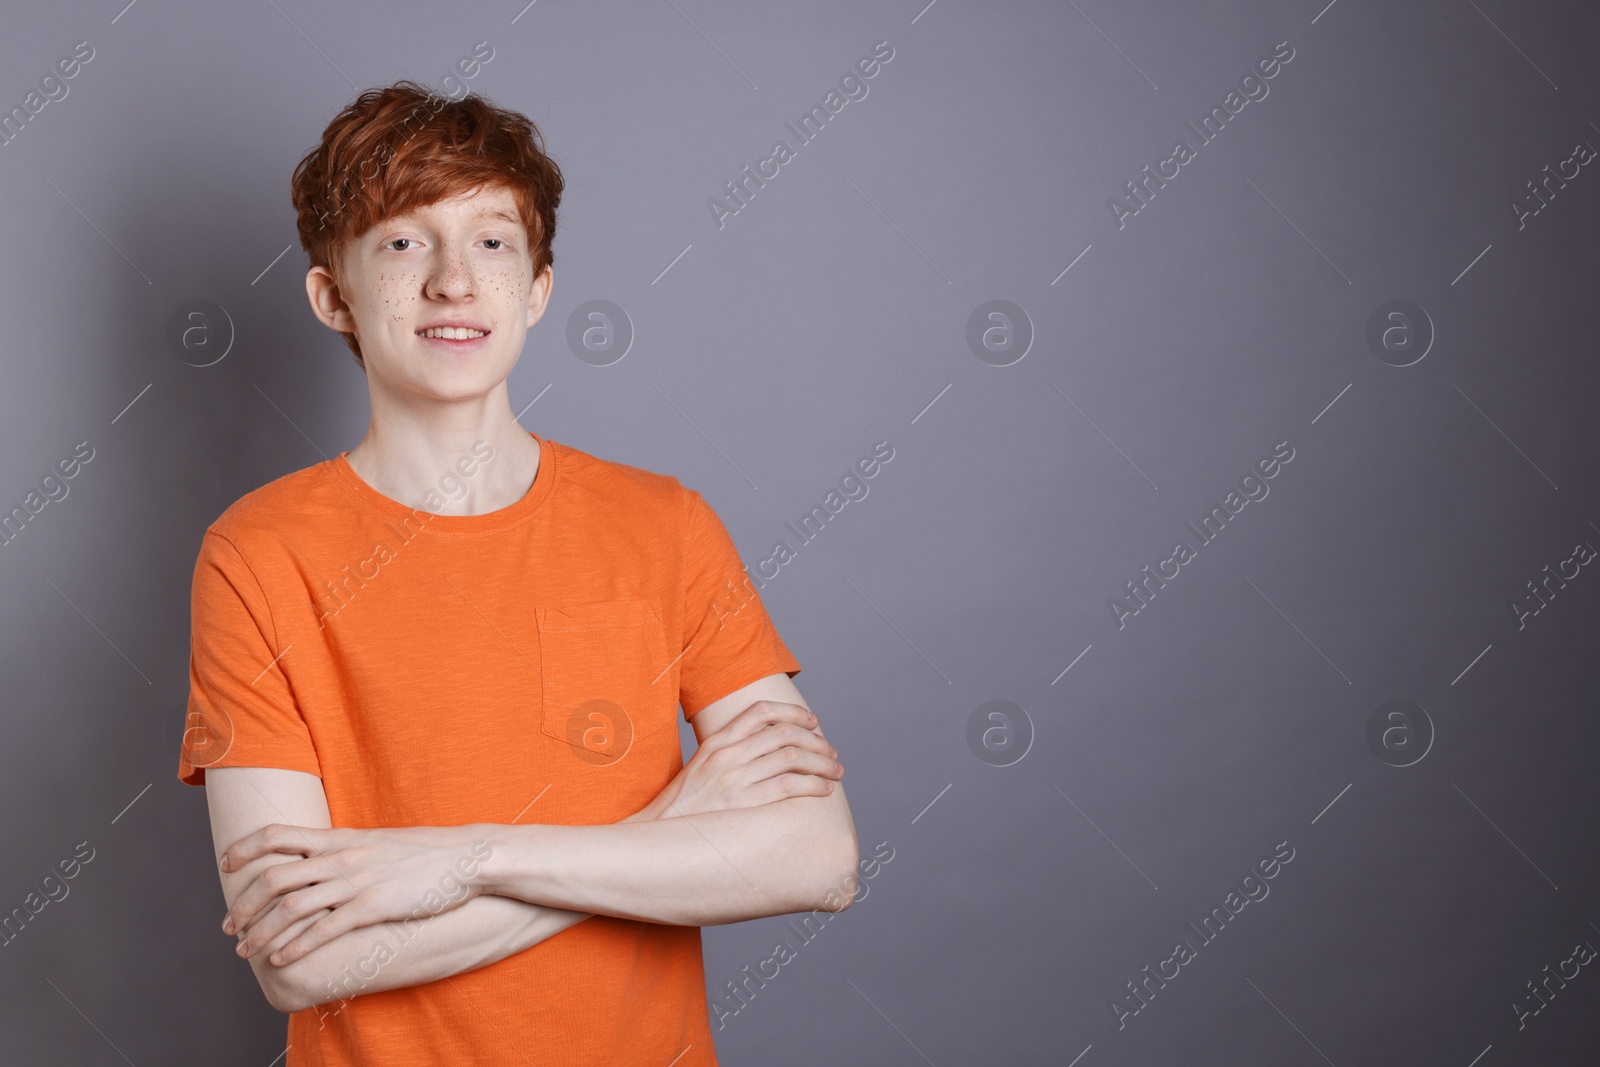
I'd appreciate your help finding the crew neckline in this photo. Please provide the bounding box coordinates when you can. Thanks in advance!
[329,431,557,534]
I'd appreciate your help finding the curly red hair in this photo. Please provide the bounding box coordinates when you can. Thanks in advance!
[290,80,565,367]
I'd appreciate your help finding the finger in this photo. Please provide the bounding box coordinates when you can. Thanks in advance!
[221,822,327,874]
[227,860,313,937]
[723,700,818,746]
[238,880,352,960]
[227,854,345,936]
[696,704,811,762]
[232,893,283,959]
[744,746,844,787]
[259,906,334,965]
[750,772,838,806]
[724,722,835,769]
[733,721,835,763]
[272,897,376,965]
[228,854,348,936]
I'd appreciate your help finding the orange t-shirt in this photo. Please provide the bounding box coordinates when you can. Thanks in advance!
[177,431,800,1066]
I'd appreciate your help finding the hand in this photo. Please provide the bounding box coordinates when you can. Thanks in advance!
[219,824,492,967]
[641,700,844,821]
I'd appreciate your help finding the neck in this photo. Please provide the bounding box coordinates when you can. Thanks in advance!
[345,383,540,516]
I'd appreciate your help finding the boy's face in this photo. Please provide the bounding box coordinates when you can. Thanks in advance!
[305,183,551,403]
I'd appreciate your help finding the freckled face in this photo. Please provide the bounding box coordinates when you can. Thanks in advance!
[332,184,548,402]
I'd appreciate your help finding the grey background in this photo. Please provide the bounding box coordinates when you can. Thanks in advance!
[1,0,1597,1063]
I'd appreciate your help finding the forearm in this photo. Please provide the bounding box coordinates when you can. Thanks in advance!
[268,804,671,1012]
[473,786,859,926]
[275,891,591,1013]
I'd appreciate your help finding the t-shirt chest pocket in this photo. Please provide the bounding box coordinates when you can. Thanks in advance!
[536,599,679,762]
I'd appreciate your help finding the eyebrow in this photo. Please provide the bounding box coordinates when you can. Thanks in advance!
[380,207,523,231]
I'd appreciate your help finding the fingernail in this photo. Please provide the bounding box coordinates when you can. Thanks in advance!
[222,917,233,935]
[236,940,248,956]
[270,952,284,965]
[219,855,230,872]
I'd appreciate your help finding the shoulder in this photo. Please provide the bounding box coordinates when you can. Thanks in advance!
[549,438,695,519]
[201,460,351,561]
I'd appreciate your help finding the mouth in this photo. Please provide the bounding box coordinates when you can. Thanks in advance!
[416,325,491,348]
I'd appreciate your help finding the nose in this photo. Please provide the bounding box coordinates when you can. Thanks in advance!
[425,245,475,301]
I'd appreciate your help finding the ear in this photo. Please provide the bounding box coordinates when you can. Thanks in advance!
[525,264,553,330]
[305,263,358,335]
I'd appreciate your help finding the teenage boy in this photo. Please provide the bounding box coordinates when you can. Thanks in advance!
[178,81,857,1066]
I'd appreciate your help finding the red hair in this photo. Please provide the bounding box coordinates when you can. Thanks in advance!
[290,80,565,367]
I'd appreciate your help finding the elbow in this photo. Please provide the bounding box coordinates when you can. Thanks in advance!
[262,977,304,1015]
[804,828,862,915]
[816,861,859,914]
[254,961,314,1015]
[813,884,853,914]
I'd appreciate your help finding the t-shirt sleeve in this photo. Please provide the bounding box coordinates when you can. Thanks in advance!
[176,530,323,786]
[678,489,801,718]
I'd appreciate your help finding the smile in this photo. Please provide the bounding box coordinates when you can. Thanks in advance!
[418,326,488,339]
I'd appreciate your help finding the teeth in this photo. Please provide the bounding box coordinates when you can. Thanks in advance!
[421,326,486,339]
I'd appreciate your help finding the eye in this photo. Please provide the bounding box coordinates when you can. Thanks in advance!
[483,238,503,250]
[386,237,414,251]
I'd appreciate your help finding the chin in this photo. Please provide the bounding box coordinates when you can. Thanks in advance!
[365,332,522,394]
[425,372,510,402]
[385,361,514,403]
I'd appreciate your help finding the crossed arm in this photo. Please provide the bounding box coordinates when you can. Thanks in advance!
[205,672,857,1014]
